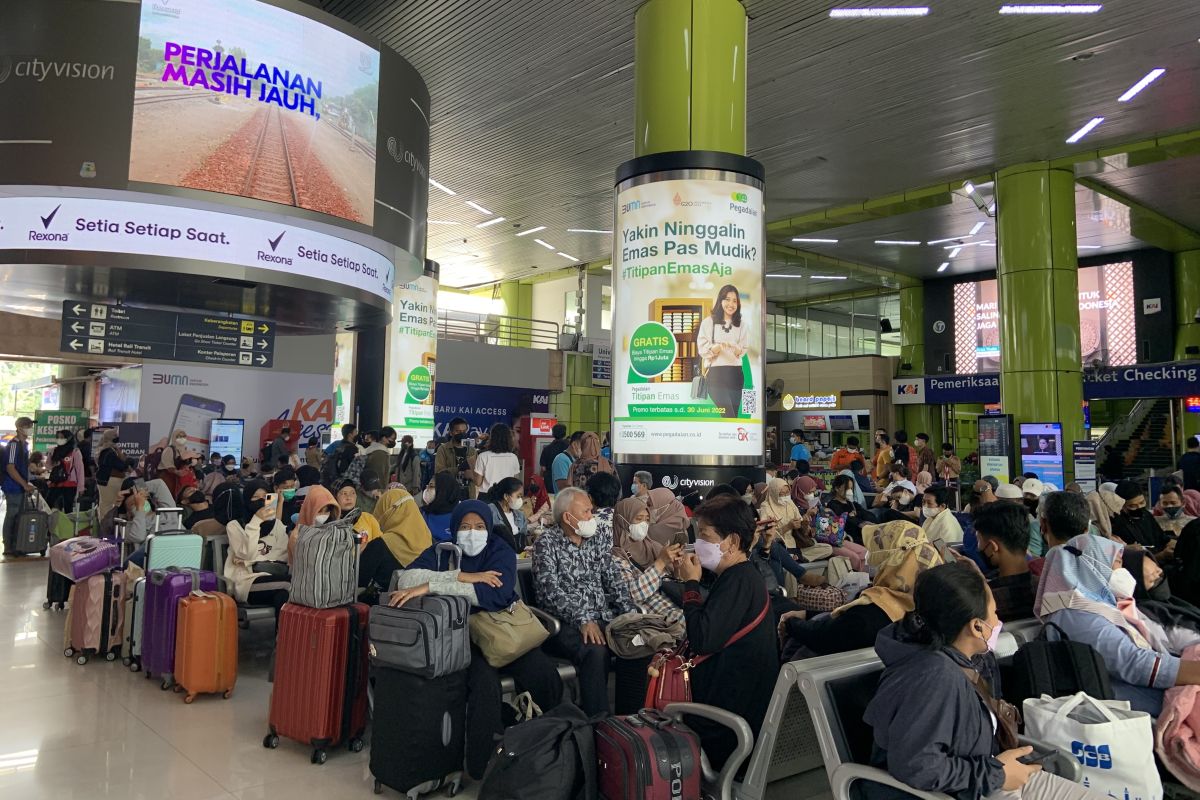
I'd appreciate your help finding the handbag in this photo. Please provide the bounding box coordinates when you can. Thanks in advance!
[958,663,1020,751]
[644,594,770,711]
[813,514,847,547]
[689,357,708,400]
[468,599,550,668]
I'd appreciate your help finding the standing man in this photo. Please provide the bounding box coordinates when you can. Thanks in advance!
[268,425,292,471]
[631,470,653,500]
[325,423,357,457]
[366,426,397,485]
[435,417,477,498]
[788,429,811,470]
[914,433,936,477]
[540,424,569,489]
[551,431,584,493]
[873,431,894,488]
[829,436,864,473]
[1179,436,1200,492]
[2,417,35,557]
[936,443,962,483]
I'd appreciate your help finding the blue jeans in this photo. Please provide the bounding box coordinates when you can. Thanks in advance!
[3,492,24,554]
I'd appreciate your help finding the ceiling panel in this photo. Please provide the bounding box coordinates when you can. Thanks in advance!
[1087,152,1200,232]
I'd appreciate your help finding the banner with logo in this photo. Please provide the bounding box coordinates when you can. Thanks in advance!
[33,409,89,454]
[385,273,437,441]
[434,383,548,442]
[893,364,1200,405]
[611,175,764,460]
[99,421,152,465]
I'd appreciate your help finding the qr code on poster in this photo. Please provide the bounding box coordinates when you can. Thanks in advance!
[739,390,757,416]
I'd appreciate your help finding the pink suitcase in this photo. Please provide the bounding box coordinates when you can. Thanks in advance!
[50,536,120,581]
[64,570,127,665]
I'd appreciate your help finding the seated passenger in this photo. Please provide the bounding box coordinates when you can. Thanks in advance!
[611,496,683,624]
[1037,534,1200,716]
[334,480,382,546]
[421,471,463,543]
[484,476,527,553]
[111,477,177,566]
[532,486,636,716]
[972,501,1036,621]
[793,477,869,569]
[1029,491,1090,577]
[272,466,301,529]
[1111,480,1170,555]
[866,562,1109,800]
[780,520,942,658]
[921,485,964,550]
[758,477,807,555]
[674,494,778,771]
[390,500,563,779]
[223,479,290,617]
[1084,488,1122,539]
[646,487,691,547]
[1111,548,1200,655]
[825,474,870,540]
[586,471,622,539]
[287,484,340,558]
[1155,485,1196,537]
[358,487,433,591]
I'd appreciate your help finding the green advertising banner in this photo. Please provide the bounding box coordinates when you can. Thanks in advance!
[34,408,89,453]
[384,273,438,439]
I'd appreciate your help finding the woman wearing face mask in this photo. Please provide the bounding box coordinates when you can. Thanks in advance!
[47,429,85,512]
[471,424,521,494]
[334,481,382,548]
[287,484,342,559]
[865,562,1108,800]
[731,476,756,508]
[646,487,691,547]
[876,477,920,525]
[1108,549,1200,656]
[1037,534,1200,716]
[611,497,684,624]
[223,479,291,617]
[421,471,464,543]
[389,500,563,779]
[484,476,527,553]
[159,429,199,500]
[390,435,422,495]
[825,474,871,546]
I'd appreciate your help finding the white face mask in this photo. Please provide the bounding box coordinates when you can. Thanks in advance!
[314,513,330,525]
[457,528,489,557]
[422,487,436,504]
[805,493,819,504]
[922,506,940,520]
[572,515,598,538]
[175,437,187,446]
[1109,567,1137,599]
[55,437,67,446]
[897,492,914,505]
[507,494,523,511]
[628,521,650,541]
[742,493,754,505]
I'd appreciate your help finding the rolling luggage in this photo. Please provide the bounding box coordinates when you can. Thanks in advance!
[369,666,465,797]
[595,710,702,800]
[368,594,471,678]
[265,603,368,763]
[174,587,238,703]
[15,494,49,556]
[142,568,218,686]
[143,531,204,572]
[288,513,362,609]
[45,568,73,611]
[50,536,120,581]
[64,569,127,665]
[124,576,146,668]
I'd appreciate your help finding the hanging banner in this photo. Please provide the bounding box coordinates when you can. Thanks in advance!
[33,409,89,453]
[611,153,765,464]
[384,263,438,441]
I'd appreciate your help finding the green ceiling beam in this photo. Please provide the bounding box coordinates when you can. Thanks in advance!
[766,242,919,289]
[1076,176,1200,253]
[1053,128,1200,174]
[774,286,900,310]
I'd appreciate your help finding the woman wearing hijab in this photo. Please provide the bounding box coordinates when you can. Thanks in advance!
[421,471,464,543]
[779,520,943,659]
[567,431,613,488]
[914,470,933,495]
[1114,548,1200,654]
[1036,534,1200,715]
[356,487,435,592]
[646,487,691,547]
[611,497,684,625]
[389,500,562,780]
[393,435,423,495]
[287,484,342,558]
[47,429,84,511]
[223,479,291,617]
[1085,489,1124,539]
[334,480,382,546]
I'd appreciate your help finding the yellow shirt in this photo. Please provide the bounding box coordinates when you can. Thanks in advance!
[353,511,383,544]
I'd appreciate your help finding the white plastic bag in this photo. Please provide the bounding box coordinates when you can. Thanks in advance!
[1023,692,1162,800]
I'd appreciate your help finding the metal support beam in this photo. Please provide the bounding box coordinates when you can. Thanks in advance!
[1077,177,1200,252]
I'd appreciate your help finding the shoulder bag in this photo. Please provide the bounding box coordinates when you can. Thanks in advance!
[689,356,708,400]
[469,599,550,668]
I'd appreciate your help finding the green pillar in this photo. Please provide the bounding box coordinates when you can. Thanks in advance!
[898,283,941,442]
[1179,251,1200,440]
[497,280,533,347]
[634,0,747,156]
[995,163,1085,452]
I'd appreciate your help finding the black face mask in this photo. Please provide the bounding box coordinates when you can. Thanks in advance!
[1124,507,1146,519]
[452,432,465,442]
[1148,577,1173,602]
[247,498,265,515]
[1023,499,1040,514]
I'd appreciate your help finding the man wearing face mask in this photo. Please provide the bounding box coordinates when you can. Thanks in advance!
[420,439,438,486]
[2,417,36,557]
[630,470,652,500]
[788,429,811,471]
[159,428,199,500]
[272,467,302,530]
[434,417,478,498]
[532,486,636,716]
[972,502,1035,621]
[1156,485,1196,537]
[1112,479,1170,554]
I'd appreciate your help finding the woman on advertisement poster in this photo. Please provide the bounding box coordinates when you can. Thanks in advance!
[696,284,749,418]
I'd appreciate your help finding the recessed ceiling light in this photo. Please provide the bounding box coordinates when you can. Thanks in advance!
[829,7,929,18]
[937,262,950,272]
[1066,116,1105,143]
[926,237,966,246]
[1118,68,1166,102]
[969,221,987,235]
[602,265,613,270]
[557,252,579,261]
[533,239,556,250]
[767,274,806,279]
[476,217,506,228]
[428,220,460,225]
[515,226,546,237]
[875,240,921,246]
[1078,244,1103,249]
[964,181,978,195]
[810,275,849,280]
[999,4,1102,14]
[792,237,839,244]
[948,247,963,258]
[429,179,456,196]
[567,229,613,234]
[465,201,492,214]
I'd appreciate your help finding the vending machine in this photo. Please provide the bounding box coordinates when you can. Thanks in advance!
[516,414,558,483]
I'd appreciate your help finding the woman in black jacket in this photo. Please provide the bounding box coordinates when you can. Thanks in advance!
[674,494,777,771]
[864,562,1106,800]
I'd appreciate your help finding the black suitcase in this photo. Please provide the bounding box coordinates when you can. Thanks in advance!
[15,495,49,555]
[45,565,73,610]
[369,667,465,797]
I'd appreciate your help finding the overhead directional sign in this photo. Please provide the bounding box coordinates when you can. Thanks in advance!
[60,301,275,368]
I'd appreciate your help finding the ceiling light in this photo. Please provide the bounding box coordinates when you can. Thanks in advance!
[926,236,966,245]
[810,275,848,280]
[999,4,1102,13]
[557,252,579,261]
[475,217,506,228]
[981,241,997,247]
[1118,68,1166,102]
[1078,244,1103,249]
[429,179,456,196]
[1066,116,1105,143]
[428,220,460,225]
[533,239,556,250]
[948,247,963,258]
[602,265,612,270]
[963,181,977,195]
[875,240,921,246]
[792,237,839,244]
[937,262,950,272]
[829,7,930,18]
[969,221,987,235]
[465,201,492,214]
[567,229,613,234]
[515,226,546,237]
[767,274,806,279]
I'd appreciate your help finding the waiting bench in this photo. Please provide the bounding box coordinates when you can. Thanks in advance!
[208,534,282,628]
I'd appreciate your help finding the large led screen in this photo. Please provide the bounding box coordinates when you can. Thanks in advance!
[129,0,381,225]
[953,262,1136,374]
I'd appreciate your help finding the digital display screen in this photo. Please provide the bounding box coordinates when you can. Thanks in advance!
[129,0,381,225]
[829,414,854,431]
[209,418,245,464]
[802,415,828,431]
[954,263,1137,374]
[1019,422,1065,486]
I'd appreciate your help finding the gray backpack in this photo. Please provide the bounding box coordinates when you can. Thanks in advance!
[289,510,361,609]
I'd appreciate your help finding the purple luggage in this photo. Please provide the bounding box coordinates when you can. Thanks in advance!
[142,568,217,688]
[49,536,120,581]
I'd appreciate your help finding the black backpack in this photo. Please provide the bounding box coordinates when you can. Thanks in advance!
[1006,622,1114,707]
[479,702,597,800]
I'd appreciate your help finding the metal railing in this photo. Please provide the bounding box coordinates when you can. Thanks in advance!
[437,311,560,350]
[1096,398,1155,455]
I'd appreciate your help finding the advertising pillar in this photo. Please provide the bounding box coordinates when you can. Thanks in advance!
[384,260,438,443]
[611,152,765,493]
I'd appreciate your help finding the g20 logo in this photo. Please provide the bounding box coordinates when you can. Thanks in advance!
[1070,742,1112,770]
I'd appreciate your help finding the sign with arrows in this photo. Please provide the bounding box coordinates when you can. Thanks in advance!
[59,301,275,368]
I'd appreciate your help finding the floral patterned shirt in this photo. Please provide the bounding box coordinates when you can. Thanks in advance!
[532,523,635,627]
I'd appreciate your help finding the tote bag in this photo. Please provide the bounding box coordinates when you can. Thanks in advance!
[1023,692,1162,800]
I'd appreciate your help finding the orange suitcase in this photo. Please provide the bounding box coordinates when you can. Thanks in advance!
[174,589,238,703]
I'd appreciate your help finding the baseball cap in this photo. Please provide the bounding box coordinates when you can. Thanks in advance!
[995,483,1023,500]
[1021,478,1046,497]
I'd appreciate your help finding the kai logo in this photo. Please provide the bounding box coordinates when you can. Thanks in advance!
[278,398,335,443]
[896,383,921,396]
[731,191,748,202]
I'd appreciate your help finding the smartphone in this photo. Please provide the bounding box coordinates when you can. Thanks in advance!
[172,394,226,453]
[684,544,696,553]
[1018,751,1053,766]
[264,492,278,508]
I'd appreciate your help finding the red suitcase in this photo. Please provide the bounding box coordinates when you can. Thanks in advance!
[265,603,368,764]
[595,710,702,800]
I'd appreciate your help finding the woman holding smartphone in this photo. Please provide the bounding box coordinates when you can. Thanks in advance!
[223,479,291,618]
[696,284,749,419]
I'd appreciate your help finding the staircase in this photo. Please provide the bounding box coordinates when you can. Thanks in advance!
[1101,398,1175,477]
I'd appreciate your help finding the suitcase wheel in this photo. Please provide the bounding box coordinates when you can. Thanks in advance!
[64,647,74,658]
[184,694,196,704]
[76,654,88,666]
[223,689,233,700]
[311,748,328,765]
[348,737,364,753]
[263,734,280,749]
[43,601,50,610]
[373,780,382,795]
[105,651,117,662]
